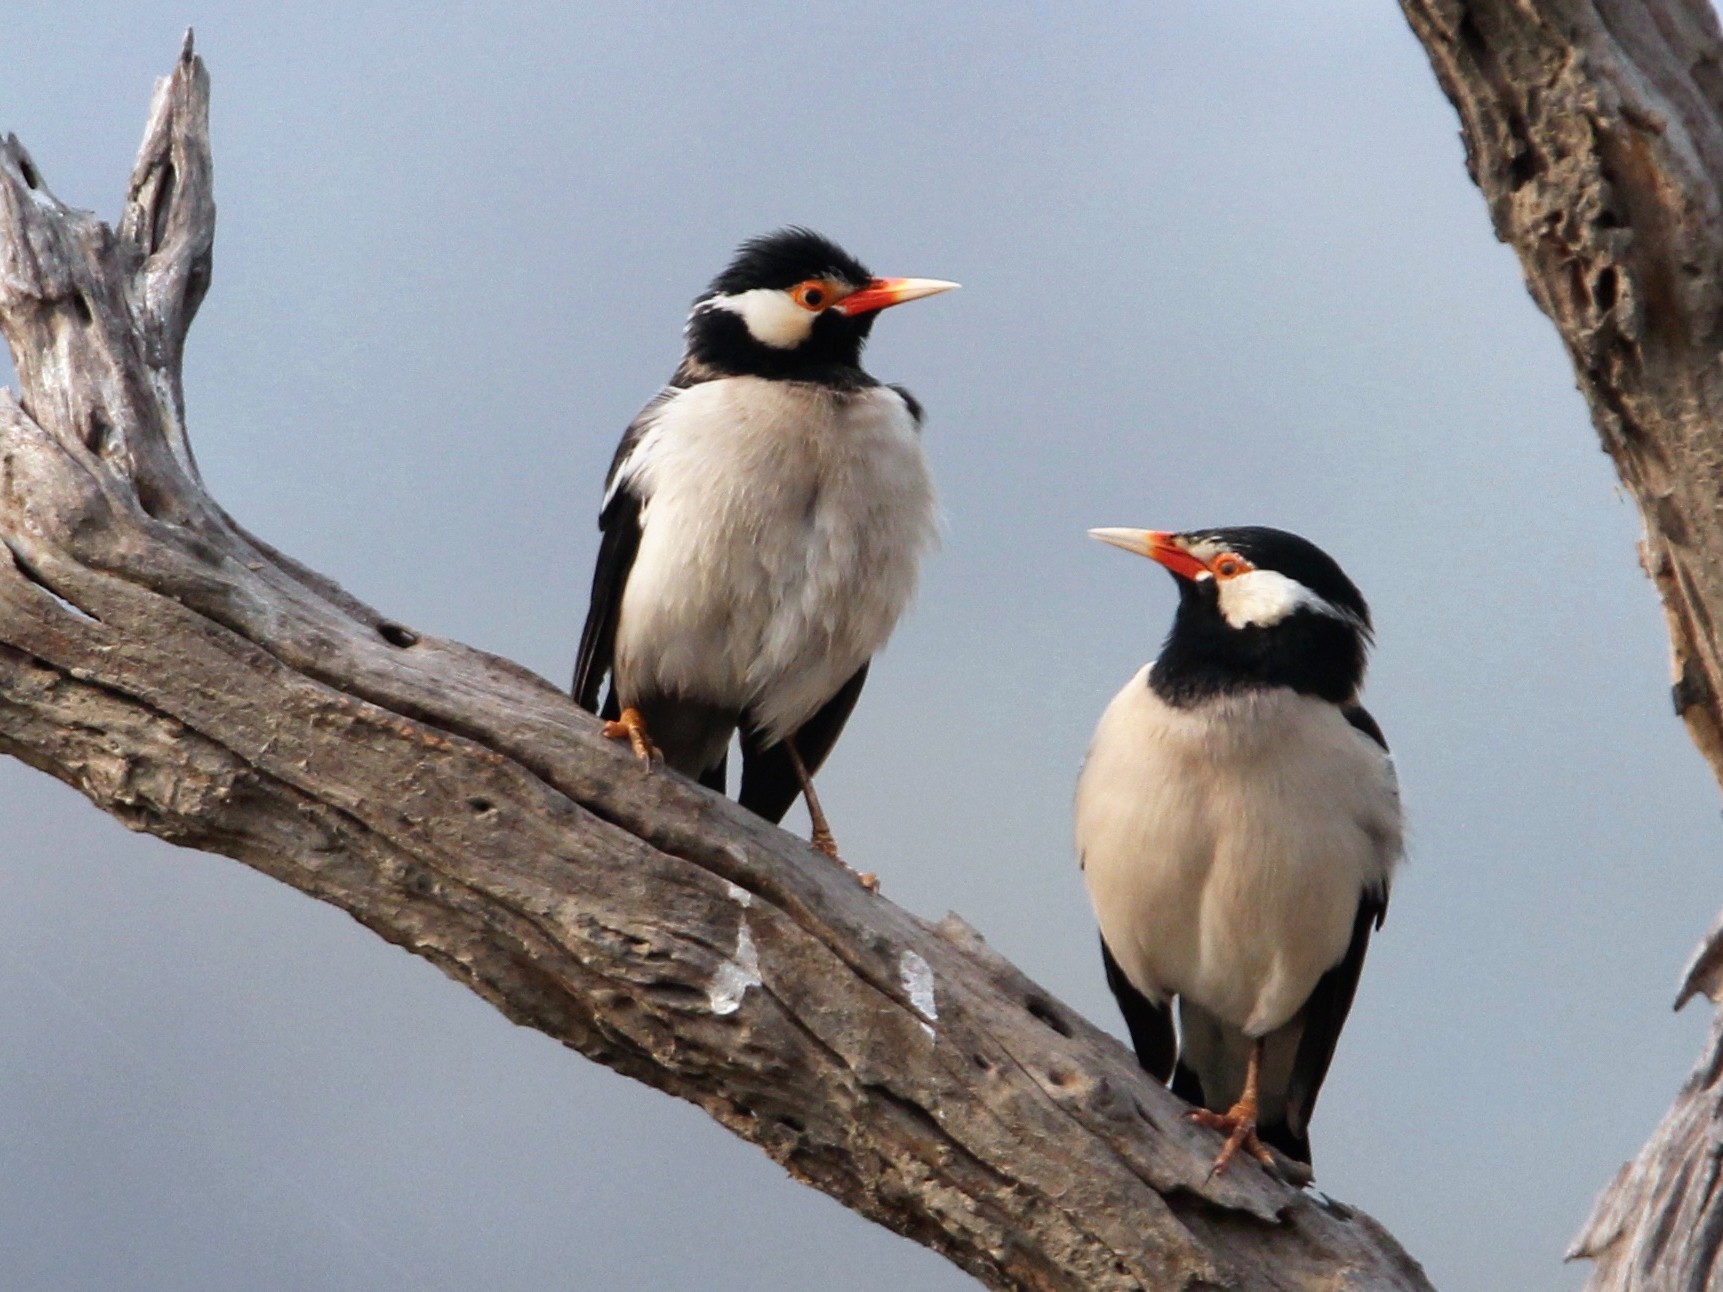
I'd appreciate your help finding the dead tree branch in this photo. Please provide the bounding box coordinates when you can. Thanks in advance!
[1399,1,1723,1286]
[0,36,1432,1292]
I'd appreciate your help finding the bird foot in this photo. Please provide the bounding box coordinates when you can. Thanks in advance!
[1187,1105,1276,1176]
[600,707,659,768]
[809,825,878,892]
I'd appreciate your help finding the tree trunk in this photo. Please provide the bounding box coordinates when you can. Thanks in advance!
[1399,2,1723,1287]
[0,34,1433,1292]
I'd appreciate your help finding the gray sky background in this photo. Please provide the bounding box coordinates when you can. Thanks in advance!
[3,4,1719,1289]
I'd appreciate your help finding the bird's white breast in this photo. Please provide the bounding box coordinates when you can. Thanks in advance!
[613,377,937,739]
[1075,669,1401,1036]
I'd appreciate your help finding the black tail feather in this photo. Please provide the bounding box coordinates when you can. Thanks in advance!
[1256,1116,1312,1167]
[698,753,727,795]
[1170,1060,1204,1108]
[738,665,868,823]
[1100,938,1176,1082]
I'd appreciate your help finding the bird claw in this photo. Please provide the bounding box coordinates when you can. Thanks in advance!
[809,825,878,892]
[601,707,659,768]
[1187,1106,1276,1176]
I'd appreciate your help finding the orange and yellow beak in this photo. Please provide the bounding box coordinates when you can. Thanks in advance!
[833,276,960,317]
[1088,528,1208,581]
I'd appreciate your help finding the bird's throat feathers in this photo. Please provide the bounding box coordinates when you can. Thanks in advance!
[1150,576,1369,707]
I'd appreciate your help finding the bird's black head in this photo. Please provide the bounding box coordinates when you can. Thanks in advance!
[1090,525,1373,706]
[679,227,956,385]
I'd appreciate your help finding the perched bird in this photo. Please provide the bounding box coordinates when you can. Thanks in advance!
[572,228,955,865]
[1075,526,1401,1174]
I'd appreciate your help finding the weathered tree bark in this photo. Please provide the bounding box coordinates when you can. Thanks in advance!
[0,36,1433,1292]
[1399,2,1723,1287]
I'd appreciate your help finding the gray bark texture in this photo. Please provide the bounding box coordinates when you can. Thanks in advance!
[1399,2,1723,1288]
[0,35,1435,1292]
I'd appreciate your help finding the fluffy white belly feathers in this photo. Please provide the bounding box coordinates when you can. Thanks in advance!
[1076,669,1401,1037]
[613,377,937,741]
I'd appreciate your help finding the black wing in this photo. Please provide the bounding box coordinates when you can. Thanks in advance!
[1100,935,1176,1082]
[1341,702,1388,753]
[736,665,869,823]
[572,484,641,711]
[571,390,677,710]
[1342,700,1395,927]
[1270,701,1396,1158]
[886,383,925,427]
[1271,888,1387,1164]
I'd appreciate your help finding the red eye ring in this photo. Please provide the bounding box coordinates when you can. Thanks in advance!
[791,281,830,311]
[1213,555,1250,579]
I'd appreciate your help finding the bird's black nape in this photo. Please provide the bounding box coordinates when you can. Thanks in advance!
[1149,526,1372,708]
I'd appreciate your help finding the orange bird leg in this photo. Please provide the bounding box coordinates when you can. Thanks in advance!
[1186,1038,1277,1175]
[601,706,659,768]
[785,738,876,891]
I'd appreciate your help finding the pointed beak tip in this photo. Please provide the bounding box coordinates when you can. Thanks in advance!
[1088,527,1152,555]
[889,277,960,304]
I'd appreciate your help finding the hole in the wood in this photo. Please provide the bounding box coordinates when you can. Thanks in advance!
[972,1052,994,1072]
[775,1114,806,1135]
[467,796,495,814]
[17,155,39,189]
[378,621,419,648]
[1594,266,1619,312]
[185,252,212,319]
[1508,147,1540,189]
[1046,1065,1079,1089]
[135,478,172,521]
[1456,13,1484,56]
[70,293,92,324]
[84,410,110,455]
[1024,995,1073,1038]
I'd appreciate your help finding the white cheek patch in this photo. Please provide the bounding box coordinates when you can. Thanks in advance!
[1217,568,1358,630]
[1217,569,1304,627]
[709,288,816,349]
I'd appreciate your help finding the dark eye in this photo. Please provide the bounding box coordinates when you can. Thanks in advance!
[1215,557,1243,577]
[791,282,829,310]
